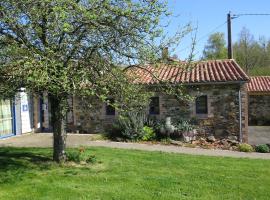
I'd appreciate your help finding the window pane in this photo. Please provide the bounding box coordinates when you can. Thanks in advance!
[0,100,13,137]
[196,96,208,114]
[149,97,160,115]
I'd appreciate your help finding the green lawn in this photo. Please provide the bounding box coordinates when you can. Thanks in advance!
[0,147,270,200]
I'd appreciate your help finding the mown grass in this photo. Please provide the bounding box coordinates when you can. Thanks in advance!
[0,147,270,200]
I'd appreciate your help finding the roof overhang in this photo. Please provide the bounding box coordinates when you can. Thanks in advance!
[143,80,248,87]
[248,91,270,96]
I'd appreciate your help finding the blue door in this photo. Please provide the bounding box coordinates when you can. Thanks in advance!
[0,99,15,138]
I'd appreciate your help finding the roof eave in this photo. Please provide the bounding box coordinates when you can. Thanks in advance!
[143,80,249,87]
[248,91,270,95]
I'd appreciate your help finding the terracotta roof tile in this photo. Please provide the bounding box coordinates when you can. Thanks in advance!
[247,76,270,92]
[128,59,249,84]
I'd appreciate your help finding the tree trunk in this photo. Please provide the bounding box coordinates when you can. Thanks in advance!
[50,95,68,163]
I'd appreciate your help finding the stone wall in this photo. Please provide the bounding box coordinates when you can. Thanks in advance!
[70,96,117,133]
[248,94,270,126]
[71,83,248,142]
[158,84,248,142]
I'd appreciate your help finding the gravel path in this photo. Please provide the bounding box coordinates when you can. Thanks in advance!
[1,133,270,160]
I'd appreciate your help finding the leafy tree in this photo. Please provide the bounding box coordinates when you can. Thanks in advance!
[202,32,227,60]
[233,27,263,74]
[233,27,270,75]
[0,0,190,162]
[201,28,270,75]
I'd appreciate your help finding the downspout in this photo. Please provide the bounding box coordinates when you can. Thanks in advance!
[238,87,243,143]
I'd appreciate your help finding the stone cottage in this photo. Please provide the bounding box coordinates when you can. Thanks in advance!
[4,59,270,144]
[39,59,248,142]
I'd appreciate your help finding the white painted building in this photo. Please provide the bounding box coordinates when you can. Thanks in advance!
[0,90,33,138]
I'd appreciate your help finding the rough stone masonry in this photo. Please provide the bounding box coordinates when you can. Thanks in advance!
[70,83,248,142]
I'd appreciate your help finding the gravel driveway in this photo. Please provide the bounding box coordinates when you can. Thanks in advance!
[1,133,270,160]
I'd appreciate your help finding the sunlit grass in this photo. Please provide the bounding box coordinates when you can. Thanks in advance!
[0,147,270,200]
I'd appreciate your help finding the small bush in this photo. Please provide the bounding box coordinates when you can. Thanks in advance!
[67,147,97,164]
[67,151,82,163]
[108,112,159,141]
[255,144,270,153]
[176,119,195,133]
[109,112,145,140]
[142,126,156,141]
[238,143,254,152]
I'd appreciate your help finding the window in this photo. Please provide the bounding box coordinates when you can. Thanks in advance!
[105,98,115,116]
[149,97,160,115]
[196,95,208,114]
[0,99,14,137]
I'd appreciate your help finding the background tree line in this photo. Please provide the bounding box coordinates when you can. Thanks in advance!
[202,27,270,75]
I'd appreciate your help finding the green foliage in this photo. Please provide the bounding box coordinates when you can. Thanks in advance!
[175,119,196,132]
[109,113,158,141]
[255,144,270,153]
[144,116,158,128]
[0,0,192,161]
[0,0,173,103]
[142,126,156,141]
[202,28,270,76]
[233,27,270,74]
[249,66,270,76]
[202,32,227,60]
[111,112,145,140]
[0,0,192,109]
[66,151,81,163]
[85,155,97,164]
[67,147,96,164]
[238,143,254,152]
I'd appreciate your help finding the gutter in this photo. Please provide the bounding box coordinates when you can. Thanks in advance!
[181,80,249,86]
[239,86,243,143]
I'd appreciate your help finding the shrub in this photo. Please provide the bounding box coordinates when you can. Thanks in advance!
[255,144,270,153]
[110,112,145,140]
[238,143,254,152]
[67,147,97,163]
[67,150,82,163]
[176,119,195,132]
[142,126,156,141]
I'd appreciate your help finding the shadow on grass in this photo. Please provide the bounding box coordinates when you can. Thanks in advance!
[0,147,53,183]
[0,148,51,167]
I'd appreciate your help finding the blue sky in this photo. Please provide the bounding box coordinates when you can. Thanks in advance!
[165,0,270,60]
